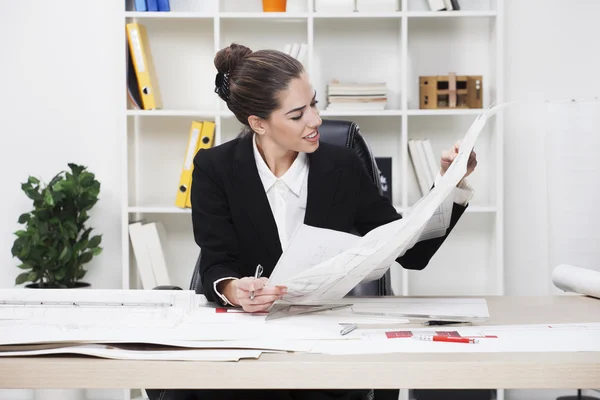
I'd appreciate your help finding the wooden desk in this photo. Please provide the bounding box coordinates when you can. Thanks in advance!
[1,296,600,389]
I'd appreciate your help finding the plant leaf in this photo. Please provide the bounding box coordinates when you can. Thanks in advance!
[17,213,30,224]
[88,235,102,249]
[17,263,33,270]
[79,251,94,264]
[44,190,54,206]
[15,272,30,285]
[59,246,71,261]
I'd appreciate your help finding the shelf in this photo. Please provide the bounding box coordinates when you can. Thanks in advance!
[396,205,496,214]
[127,110,220,117]
[124,11,496,20]
[130,205,495,215]
[128,206,190,214]
[406,11,496,18]
[125,11,214,19]
[320,109,403,117]
[406,109,486,116]
[126,109,487,118]
[122,1,505,301]
[313,12,402,19]
[219,12,309,19]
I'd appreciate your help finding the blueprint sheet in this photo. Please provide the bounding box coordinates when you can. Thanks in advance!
[267,104,508,305]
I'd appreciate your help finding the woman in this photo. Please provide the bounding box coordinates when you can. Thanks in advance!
[188,43,476,400]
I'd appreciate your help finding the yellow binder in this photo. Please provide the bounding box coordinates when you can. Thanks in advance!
[126,22,162,110]
[175,121,203,208]
[185,121,215,208]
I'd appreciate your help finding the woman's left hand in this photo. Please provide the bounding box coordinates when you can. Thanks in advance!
[439,140,477,181]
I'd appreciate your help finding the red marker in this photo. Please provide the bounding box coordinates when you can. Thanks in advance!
[413,335,479,344]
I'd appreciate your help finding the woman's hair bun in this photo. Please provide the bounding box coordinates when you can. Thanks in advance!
[214,43,253,76]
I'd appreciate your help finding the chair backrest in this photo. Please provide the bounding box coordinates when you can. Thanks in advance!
[190,119,393,296]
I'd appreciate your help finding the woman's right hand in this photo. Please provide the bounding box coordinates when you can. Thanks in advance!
[220,277,287,313]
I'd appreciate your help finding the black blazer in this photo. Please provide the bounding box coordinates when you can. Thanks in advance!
[190,133,467,303]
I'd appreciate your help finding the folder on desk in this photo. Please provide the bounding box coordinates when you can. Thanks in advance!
[175,121,215,208]
[126,22,162,110]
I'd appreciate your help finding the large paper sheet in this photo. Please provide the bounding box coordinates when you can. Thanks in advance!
[268,104,508,304]
[308,323,600,355]
[0,343,266,361]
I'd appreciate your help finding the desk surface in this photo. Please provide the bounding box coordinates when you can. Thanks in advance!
[2,295,600,389]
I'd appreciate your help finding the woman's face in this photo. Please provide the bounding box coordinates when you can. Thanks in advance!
[258,73,322,155]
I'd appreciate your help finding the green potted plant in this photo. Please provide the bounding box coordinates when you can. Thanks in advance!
[11,163,103,288]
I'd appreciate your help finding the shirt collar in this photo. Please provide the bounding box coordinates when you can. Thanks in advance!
[252,134,308,196]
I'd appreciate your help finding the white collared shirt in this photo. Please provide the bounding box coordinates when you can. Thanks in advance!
[213,136,474,305]
[252,135,309,252]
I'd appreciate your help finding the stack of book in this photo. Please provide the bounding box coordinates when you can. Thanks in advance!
[325,80,387,111]
[131,0,170,11]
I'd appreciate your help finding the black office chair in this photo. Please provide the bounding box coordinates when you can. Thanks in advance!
[149,119,399,400]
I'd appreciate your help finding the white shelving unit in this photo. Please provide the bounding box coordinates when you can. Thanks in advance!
[123,0,504,398]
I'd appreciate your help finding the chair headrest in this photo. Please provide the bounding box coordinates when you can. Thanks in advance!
[317,119,356,149]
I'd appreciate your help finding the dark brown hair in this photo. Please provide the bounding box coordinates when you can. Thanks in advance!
[214,43,305,128]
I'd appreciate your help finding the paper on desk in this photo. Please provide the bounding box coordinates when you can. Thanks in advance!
[0,343,266,361]
[308,323,600,355]
[350,297,490,321]
[268,104,509,304]
[0,288,198,325]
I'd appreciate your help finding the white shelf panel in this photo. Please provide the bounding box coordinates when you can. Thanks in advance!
[127,109,487,117]
[128,206,190,214]
[406,11,496,18]
[220,12,309,19]
[320,109,403,117]
[406,109,486,116]
[125,11,214,19]
[127,110,220,117]
[313,12,403,19]
[125,11,495,20]
[131,205,494,215]
[396,205,497,214]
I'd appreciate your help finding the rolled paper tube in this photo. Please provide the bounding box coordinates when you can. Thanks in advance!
[552,264,600,299]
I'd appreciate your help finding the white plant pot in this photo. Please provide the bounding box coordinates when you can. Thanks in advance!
[34,388,86,400]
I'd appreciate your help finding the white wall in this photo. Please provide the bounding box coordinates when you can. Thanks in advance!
[503,2,600,398]
[0,1,124,290]
[0,1,124,399]
[0,0,599,399]
[503,0,600,296]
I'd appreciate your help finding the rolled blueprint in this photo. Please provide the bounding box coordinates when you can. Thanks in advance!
[552,264,600,299]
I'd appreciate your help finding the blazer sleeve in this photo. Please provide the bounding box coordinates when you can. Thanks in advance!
[352,153,467,271]
[190,150,243,302]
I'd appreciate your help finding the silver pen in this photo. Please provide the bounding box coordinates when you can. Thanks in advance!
[340,323,357,336]
[249,264,263,300]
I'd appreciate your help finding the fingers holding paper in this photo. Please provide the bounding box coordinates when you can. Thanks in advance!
[234,277,287,313]
[440,140,477,182]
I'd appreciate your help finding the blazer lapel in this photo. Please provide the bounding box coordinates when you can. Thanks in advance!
[305,144,341,228]
[233,136,282,260]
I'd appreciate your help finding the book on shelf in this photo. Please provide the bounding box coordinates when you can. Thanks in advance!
[408,138,440,196]
[375,157,393,204]
[427,0,460,11]
[128,221,171,289]
[175,121,215,209]
[325,80,387,111]
[130,0,170,12]
[126,22,163,110]
[282,43,307,64]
